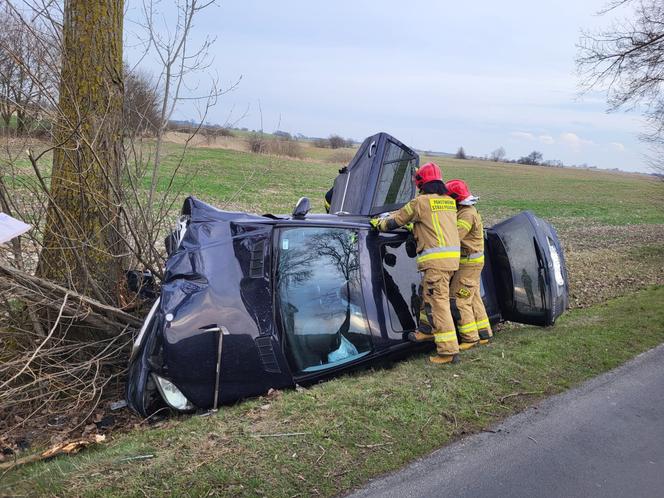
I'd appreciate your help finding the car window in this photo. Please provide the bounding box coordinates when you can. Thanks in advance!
[373,141,417,213]
[380,241,418,332]
[499,225,546,318]
[276,227,372,373]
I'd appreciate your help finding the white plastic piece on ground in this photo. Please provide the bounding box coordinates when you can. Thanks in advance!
[152,374,195,411]
[0,213,32,244]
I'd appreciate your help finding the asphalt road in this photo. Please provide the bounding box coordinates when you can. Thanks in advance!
[347,344,664,498]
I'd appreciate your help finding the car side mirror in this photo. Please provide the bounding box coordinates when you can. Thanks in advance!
[292,197,311,219]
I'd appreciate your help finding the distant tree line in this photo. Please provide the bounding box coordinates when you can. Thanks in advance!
[454,145,570,168]
[314,134,355,149]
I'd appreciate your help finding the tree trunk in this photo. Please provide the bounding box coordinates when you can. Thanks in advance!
[37,0,125,305]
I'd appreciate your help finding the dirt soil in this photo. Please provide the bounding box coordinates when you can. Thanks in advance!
[557,222,664,308]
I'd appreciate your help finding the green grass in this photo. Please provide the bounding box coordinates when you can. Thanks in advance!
[151,145,664,226]
[419,157,664,225]
[0,115,51,134]
[155,143,342,214]
[4,286,664,497]
[5,138,663,227]
[629,244,664,259]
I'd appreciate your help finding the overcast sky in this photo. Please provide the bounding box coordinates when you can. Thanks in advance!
[125,0,650,172]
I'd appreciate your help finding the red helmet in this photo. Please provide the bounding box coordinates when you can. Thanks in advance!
[414,162,443,189]
[445,179,472,202]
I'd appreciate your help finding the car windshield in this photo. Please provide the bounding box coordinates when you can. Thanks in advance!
[276,227,372,373]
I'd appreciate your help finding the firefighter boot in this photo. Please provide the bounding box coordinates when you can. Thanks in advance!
[408,331,435,343]
[429,354,459,365]
[459,340,479,351]
[479,329,491,345]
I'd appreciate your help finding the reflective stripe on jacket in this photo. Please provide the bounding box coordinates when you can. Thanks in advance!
[456,205,484,266]
[377,193,460,271]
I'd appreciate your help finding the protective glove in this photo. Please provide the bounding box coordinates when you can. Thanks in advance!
[369,218,382,231]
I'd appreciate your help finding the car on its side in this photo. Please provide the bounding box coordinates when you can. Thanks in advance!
[126,132,569,416]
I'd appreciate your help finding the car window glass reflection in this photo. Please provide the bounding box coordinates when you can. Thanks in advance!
[380,242,418,332]
[374,142,417,210]
[500,225,546,315]
[277,227,372,373]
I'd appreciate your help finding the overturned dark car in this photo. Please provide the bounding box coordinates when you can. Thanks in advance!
[127,133,569,416]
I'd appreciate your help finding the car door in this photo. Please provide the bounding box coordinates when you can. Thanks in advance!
[485,211,569,326]
[328,132,419,216]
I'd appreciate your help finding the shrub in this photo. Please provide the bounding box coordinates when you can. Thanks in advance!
[328,134,346,149]
[247,133,267,153]
[268,137,303,158]
[246,133,303,158]
[326,149,355,164]
[517,151,543,165]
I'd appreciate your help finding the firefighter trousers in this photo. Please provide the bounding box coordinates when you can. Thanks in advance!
[421,267,459,356]
[450,264,492,343]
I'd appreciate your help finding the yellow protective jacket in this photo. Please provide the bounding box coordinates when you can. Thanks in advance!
[456,205,484,266]
[377,193,460,271]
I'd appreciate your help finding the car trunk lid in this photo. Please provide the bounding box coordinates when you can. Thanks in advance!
[486,211,569,326]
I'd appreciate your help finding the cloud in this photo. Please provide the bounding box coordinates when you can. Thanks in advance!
[560,132,593,149]
[511,131,535,141]
[539,134,555,144]
[610,142,626,152]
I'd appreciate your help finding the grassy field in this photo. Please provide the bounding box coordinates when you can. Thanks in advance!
[158,140,664,223]
[2,136,664,496]
[4,286,664,497]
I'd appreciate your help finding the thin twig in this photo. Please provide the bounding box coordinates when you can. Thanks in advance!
[250,432,310,438]
[315,445,326,464]
[1,292,68,389]
[354,443,393,449]
[119,454,155,462]
[498,391,544,403]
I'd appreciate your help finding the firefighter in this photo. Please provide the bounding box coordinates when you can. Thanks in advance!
[324,187,334,213]
[370,162,461,364]
[446,179,493,348]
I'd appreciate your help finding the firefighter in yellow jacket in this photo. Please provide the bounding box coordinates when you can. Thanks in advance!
[446,179,493,347]
[370,163,461,364]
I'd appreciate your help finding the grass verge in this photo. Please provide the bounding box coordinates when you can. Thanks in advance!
[3,286,664,497]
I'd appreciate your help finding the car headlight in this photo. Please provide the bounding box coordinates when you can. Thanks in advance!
[152,374,195,411]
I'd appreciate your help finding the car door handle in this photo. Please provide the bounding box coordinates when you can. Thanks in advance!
[199,325,230,335]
